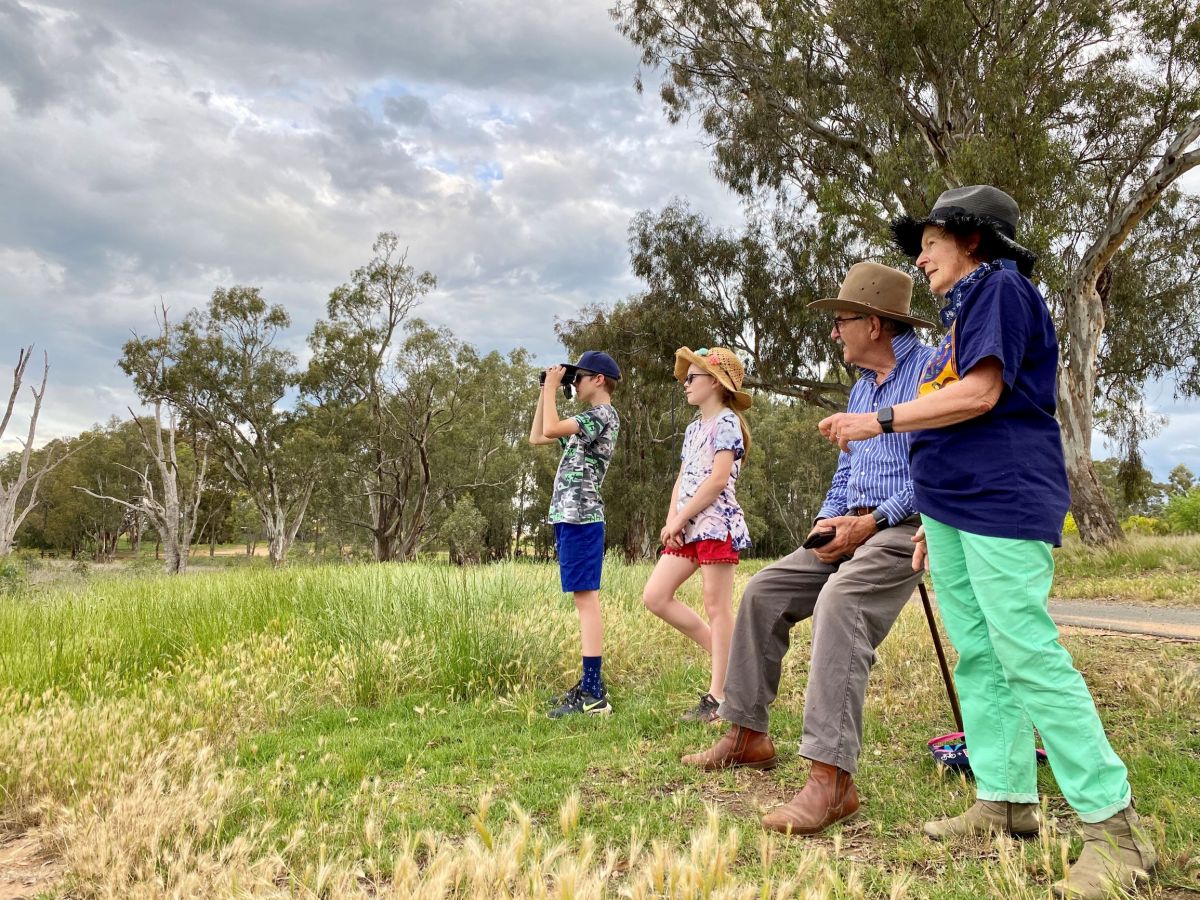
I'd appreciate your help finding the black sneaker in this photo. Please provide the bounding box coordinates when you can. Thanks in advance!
[549,686,612,719]
[549,679,583,708]
[681,693,721,724]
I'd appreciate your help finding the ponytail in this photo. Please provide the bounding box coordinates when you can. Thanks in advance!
[719,388,752,458]
[733,408,751,458]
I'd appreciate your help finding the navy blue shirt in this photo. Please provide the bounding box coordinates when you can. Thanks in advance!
[909,261,1071,546]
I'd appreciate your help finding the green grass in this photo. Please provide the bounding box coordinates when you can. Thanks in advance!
[1052,535,1200,606]
[0,558,1197,897]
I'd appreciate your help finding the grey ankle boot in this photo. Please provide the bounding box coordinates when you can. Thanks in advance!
[1052,805,1156,899]
[923,799,1041,840]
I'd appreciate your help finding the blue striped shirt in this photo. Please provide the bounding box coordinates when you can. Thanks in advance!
[817,331,936,526]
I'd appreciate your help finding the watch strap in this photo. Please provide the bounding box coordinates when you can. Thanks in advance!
[877,405,895,434]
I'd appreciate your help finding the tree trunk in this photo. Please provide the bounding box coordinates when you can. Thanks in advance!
[163,539,184,575]
[1055,118,1200,545]
[1058,357,1124,546]
[264,506,289,569]
[0,349,55,555]
[373,531,394,562]
[1057,276,1126,546]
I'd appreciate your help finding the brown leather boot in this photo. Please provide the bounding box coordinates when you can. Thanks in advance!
[680,723,777,771]
[761,760,859,835]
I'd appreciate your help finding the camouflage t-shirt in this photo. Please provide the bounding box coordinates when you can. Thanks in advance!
[549,403,620,525]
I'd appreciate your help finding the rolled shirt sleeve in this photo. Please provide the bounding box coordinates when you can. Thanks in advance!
[874,479,917,526]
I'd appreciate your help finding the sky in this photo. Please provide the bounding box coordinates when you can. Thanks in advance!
[0,0,1197,478]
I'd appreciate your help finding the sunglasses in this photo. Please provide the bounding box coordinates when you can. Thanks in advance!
[684,373,714,385]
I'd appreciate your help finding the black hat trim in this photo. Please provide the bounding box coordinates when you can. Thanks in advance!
[891,211,1037,277]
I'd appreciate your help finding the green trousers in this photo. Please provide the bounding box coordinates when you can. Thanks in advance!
[922,515,1131,823]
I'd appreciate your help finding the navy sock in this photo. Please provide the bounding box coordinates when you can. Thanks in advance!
[581,656,603,696]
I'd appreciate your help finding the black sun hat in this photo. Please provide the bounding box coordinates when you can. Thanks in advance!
[891,185,1037,277]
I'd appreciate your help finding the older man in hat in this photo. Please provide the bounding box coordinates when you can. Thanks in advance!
[681,261,936,837]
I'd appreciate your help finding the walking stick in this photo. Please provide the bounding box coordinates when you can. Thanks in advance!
[918,582,964,734]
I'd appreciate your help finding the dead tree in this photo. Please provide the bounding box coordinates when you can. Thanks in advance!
[0,348,60,556]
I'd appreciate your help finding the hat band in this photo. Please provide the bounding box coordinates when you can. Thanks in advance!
[927,205,1017,239]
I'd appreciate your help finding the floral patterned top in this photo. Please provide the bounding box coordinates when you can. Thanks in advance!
[676,408,751,550]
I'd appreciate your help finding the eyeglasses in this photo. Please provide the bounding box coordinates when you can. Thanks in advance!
[684,373,714,385]
[831,315,866,334]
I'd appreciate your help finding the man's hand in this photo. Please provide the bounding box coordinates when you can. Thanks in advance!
[912,524,930,572]
[811,514,877,564]
[543,364,567,389]
[818,412,882,452]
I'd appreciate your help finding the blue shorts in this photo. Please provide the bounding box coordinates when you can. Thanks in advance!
[554,521,605,593]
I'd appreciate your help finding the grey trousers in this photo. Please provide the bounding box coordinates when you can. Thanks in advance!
[717,518,922,774]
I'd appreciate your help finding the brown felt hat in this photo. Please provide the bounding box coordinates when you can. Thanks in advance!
[806,261,937,329]
[673,346,752,411]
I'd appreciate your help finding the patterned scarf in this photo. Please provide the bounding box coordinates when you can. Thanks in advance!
[939,259,1015,327]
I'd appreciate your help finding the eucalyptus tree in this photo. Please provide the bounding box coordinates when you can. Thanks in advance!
[613,0,1200,543]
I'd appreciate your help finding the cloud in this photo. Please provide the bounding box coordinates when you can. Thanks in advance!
[0,1,117,113]
[0,0,745,452]
[6,0,1193,472]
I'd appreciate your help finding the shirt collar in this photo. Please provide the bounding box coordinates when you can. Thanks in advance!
[940,258,1018,327]
[857,330,921,382]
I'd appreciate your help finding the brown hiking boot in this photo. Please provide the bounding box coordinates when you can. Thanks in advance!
[761,760,859,836]
[680,723,777,771]
[1052,806,1157,899]
[923,800,1040,840]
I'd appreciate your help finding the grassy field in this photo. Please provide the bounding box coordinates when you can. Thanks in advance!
[9,533,1200,607]
[0,557,1198,898]
[1051,536,1200,607]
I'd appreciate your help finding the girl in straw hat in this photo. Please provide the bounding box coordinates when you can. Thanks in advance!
[642,346,752,723]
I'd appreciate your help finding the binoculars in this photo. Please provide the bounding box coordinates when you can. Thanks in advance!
[539,365,580,399]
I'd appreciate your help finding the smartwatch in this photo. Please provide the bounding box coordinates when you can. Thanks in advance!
[871,509,890,530]
[877,405,895,434]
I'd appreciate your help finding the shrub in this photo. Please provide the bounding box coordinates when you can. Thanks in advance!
[14,548,43,572]
[1165,489,1200,534]
[1062,512,1078,536]
[439,495,488,565]
[0,560,27,596]
[1122,515,1170,536]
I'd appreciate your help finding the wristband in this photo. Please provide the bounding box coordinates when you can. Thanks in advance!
[877,405,895,434]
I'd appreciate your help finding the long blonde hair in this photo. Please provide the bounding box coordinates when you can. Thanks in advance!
[719,388,751,458]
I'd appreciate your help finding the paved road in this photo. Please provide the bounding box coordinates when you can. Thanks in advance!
[916,590,1200,642]
[1047,599,1200,642]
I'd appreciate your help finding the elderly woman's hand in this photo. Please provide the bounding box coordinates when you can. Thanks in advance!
[818,412,883,451]
[912,525,930,572]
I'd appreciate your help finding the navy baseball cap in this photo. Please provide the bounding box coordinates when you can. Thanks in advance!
[570,350,621,381]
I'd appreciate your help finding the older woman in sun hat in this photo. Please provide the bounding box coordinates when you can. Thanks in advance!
[819,186,1156,899]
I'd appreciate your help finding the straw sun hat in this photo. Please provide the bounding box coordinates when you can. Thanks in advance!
[673,346,753,411]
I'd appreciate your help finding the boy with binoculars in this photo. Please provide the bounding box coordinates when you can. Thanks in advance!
[529,351,622,718]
